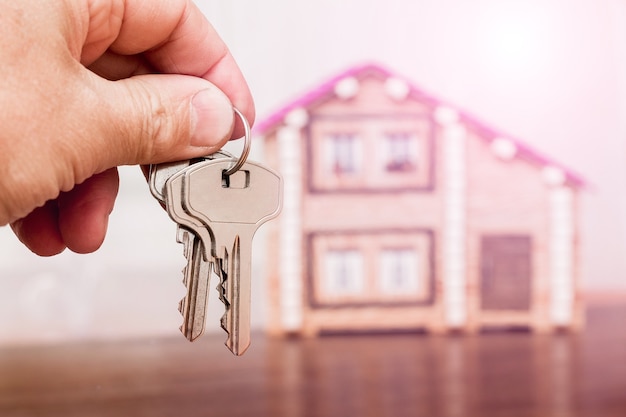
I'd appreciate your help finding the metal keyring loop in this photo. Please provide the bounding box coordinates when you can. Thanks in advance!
[223,107,251,176]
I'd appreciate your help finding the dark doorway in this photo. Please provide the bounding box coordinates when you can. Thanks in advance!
[480,235,532,311]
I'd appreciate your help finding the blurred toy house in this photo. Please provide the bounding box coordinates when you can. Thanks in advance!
[256,63,584,336]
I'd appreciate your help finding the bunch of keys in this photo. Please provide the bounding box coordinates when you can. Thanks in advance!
[148,108,282,356]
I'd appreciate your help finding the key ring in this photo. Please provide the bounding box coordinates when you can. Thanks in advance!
[223,107,251,176]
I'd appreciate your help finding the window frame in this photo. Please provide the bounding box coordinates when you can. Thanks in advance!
[324,248,365,296]
[307,229,435,308]
[307,113,435,193]
[383,131,419,173]
[378,247,421,295]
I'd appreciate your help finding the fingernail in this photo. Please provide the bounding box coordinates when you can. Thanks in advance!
[190,88,233,147]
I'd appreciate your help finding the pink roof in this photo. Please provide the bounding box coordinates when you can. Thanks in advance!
[254,62,585,187]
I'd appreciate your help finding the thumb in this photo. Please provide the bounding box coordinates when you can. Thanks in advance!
[84,73,235,171]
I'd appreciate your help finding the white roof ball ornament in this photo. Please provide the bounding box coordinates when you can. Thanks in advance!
[384,77,410,101]
[490,138,518,160]
[434,105,459,125]
[334,77,360,99]
[277,126,299,142]
[542,166,567,186]
[285,107,309,128]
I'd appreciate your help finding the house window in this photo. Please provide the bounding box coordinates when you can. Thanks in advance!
[310,230,434,307]
[378,248,419,295]
[327,133,359,174]
[324,249,364,295]
[384,132,418,172]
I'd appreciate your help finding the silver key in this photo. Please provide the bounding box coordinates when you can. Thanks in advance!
[163,164,219,341]
[151,160,208,339]
[163,159,248,349]
[150,152,230,341]
[149,160,192,204]
[173,225,210,340]
[164,169,213,262]
[149,150,233,204]
[183,159,282,355]
[163,159,235,344]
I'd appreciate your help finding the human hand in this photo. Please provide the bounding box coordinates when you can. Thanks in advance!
[0,0,254,256]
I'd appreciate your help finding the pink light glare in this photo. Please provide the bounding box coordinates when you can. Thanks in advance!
[474,2,560,82]
[208,0,626,290]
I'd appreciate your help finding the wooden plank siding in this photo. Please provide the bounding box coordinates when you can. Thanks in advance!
[258,64,582,336]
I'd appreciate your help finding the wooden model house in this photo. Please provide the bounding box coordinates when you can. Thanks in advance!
[256,63,584,336]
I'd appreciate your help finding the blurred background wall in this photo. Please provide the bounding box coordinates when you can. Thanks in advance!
[1,0,626,345]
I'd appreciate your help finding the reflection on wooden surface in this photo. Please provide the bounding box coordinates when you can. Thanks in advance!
[0,302,625,417]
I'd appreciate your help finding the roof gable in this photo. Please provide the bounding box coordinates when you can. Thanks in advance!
[255,62,584,187]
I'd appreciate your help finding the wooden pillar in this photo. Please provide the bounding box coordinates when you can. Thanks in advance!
[438,107,468,329]
[277,120,305,332]
[548,185,575,326]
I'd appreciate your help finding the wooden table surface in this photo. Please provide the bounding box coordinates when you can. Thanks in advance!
[1,302,625,417]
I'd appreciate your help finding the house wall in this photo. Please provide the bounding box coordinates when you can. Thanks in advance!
[301,80,447,334]
[261,75,582,335]
[464,129,582,330]
[262,77,454,335]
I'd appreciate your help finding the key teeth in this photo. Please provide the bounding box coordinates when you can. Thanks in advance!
[220,307,233,354]
[218,278,230,306]
[215,260,233,345]
[218,281,231,335]
[179,228,194,285]
[219,305,230,336]
[213,254,249,356]
[214,260,229,304]
[218,286,243,355]
[177,228,196,339]
[221,319,246,356]
[220,314,229,333]
[176,226,189,246]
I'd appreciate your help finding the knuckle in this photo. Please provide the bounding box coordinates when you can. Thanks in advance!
[126,80,187,163]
